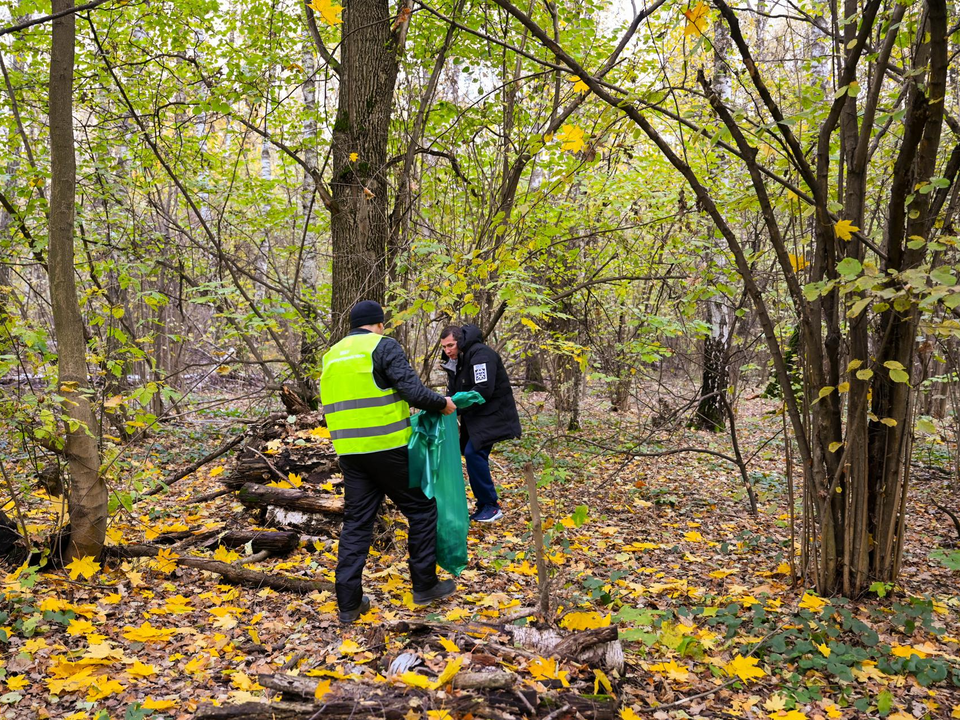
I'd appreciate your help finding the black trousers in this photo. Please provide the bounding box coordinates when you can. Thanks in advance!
[335,446,439,611]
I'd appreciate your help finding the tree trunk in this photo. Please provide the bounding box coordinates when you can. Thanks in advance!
[693,18,733,433]
[49,0,106,562]
[329,0,403,338]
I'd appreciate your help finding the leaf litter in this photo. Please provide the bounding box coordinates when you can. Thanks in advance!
[1,395,959,719]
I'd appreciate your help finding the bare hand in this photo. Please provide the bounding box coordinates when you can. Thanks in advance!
[441,397,456,415]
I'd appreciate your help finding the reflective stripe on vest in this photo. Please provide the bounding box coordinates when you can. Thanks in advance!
[320,333,412,455]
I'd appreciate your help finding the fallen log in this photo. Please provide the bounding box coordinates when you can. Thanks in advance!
[238,483,344,514]
[107,544,332,593]
[248,674,616,719]
[197,529,301,555]
[225,448,339,490]
[504,625,624,673]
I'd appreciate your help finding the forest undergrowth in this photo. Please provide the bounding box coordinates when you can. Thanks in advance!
[2,392,959,720]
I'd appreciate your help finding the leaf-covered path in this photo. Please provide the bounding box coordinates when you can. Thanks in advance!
[3,398,960,719]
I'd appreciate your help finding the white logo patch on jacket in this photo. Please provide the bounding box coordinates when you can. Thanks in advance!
[473,363,488,383]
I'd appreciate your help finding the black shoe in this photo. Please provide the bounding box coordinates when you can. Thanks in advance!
[338,595,371,624]
[413,579,456,605]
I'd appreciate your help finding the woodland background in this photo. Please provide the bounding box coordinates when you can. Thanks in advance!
[1,0,960,717]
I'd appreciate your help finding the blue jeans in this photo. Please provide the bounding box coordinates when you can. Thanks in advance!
[464,438,498,509]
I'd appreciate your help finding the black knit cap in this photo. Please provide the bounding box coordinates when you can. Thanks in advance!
[349,300,385,328]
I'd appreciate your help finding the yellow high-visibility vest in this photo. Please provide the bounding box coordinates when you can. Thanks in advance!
[320,333,411,455]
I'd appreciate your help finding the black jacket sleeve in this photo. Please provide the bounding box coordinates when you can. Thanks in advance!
[466,346,498,401]
[373,337,447,412]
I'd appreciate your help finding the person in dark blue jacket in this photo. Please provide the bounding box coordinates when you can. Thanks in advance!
[439,324,522,522]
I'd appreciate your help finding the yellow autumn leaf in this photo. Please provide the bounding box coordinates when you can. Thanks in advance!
[683,2,709,36]
[214,545,241,563]
[593,668,613,694]
[142,698,177,710]
[621,708,643,720]
[709,569,736,578]
[309,426,331,438]
[398,671,434,689]
[770,711,807,720]
[556,124,585,152]
[87,677,125,701]
[828,441,843,453]
[817,642,831,657]
[764,694,787,712]
[339,638,363,655]
[153,548,179,574]
[438,636,460,652]
[684,531,704,542]
[232,671,258,691]
[209,466,225,477]
[121,621,176,644]
[6,675,29,691]
[951,704,960,718]
[568,75,590,93]
[66,618,96,636]
[433,655,464,688]
[287,472,303,487]
[560,611,609,631]
[724,654,766,682]
[128,661,156,678]
[834,219,859,240]
[837,382,850,392]
[798,591,827,612]
[349,152,358,162]
[890,644,927,658]
[65,555,101,580]
[788,253,808,272]
[528,657,570,687]
[309,0,343,25]
[648,659,690,681]
[315,679,333,700]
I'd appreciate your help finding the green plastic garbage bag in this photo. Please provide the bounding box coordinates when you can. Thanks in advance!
[408,391,485,576]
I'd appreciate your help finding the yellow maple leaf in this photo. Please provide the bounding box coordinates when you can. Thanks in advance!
[427,712,454,720]
[86,677,125,701]
[798,591,827,612]
[339,638,363,654]
[349,152,359,162]
[951,704,960,718]
[438,637,460,653]
[683,2,709,36]
[232,671,258,691]
[593,668,613,694]
[128,661,156,678]
[23,637,48,653]
[568,75,590,93]
[709,569,736,579]
[621,708,643,720]
[817,642,831,657]
[309,426,331,438]
[153,548,179,574]
[684,531,704,542]
[724,654,766,682]
[764,694,787,712]
[287,472,303,487]
[209,466,225,477]
[142,698,177,710]
[65,556,101,580]
[315,678,333,700]
[834,219,859,240]
[560,611,609,631]
[556,124,585,152]
[648,659,690,681]
[66,618,96,636]
[788,253,808,272]
[433,656,464,688]
[122,621,176,644]
[769,711,807,720]
[527,657,570,687]
[823,703,843,719]
[890,644,927,658]
[6,675,29,691]
[214,545,241,563]
[398,671,433,689]
[309,0,343,26]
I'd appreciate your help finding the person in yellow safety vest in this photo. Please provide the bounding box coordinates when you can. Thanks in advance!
[321,300,458,624]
